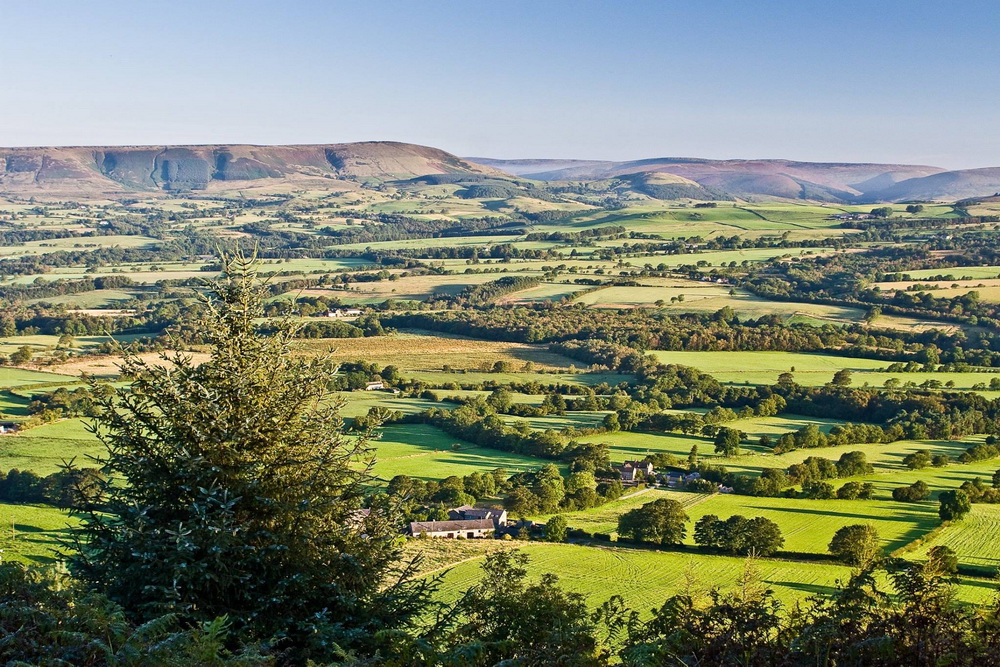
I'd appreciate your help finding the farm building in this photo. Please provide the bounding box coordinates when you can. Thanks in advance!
[409,518,496,539]
[615,460,654,484]
[0,421,18,434]
[364,381,385,391]
[448,505,508,526]
[664,471,701,488]
[325,308,363,318]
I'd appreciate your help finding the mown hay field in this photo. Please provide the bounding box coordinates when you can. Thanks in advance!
[0,502,78,565]
[370,424,551,481]
[420,542,996,613]
[909,504,1000,571]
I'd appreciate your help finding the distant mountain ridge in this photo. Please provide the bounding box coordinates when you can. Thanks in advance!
[0,142,502,194]
[1,141,997,202]
[470,156,1000,203]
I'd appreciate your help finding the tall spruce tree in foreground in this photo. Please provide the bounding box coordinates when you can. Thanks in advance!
[68,255,429,660]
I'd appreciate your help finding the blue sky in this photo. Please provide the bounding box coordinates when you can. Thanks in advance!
[1,0,997,168]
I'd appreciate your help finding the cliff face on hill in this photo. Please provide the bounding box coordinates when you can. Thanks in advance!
[0,142,503,194]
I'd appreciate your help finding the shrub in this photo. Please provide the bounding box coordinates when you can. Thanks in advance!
[829,524,882,566]
[893,480,931,502]
[939,489,972,521]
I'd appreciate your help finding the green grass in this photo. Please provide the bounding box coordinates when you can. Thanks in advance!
[650,350,889,385]
[648,350,999,389]
[909,504,1000,572]
[422,542,995,612]
[684,493,939,554]
[499,411,610,432]
[401,370,630,387]
[0,502,78,565]
[575,415,846,464]
[0,418,102,475]
[902,266,1000,280]
[533,488,712,535]
[371,424,548,481]
[0,367,77,389]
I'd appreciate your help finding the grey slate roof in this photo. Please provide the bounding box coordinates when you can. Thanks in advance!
[409,518,496,534]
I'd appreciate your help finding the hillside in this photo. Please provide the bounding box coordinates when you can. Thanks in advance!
[867,167,1000,202]
[0,142,504,195]
[473,157,947,202]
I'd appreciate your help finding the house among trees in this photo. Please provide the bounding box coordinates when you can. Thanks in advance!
[325,308,363,318]
[409,518,497,539]
[364,381,385,391]
[664,470,701,488]
[448,504,508,526]
[0,421,18,434]
[615,460,654,485]
[409,505,509,539]
[829,213,876,221]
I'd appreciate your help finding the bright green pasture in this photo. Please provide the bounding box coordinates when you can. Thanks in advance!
[0,235,159,257]
[577,430,706,461]
[901,266,1000,280]
[28,289,143,307]
[0,334,147,355]
[499,411,612,432]
[909,504,1000,571]
[684,493,938,554]
[0,502,78,564]
[498,281,583,303]
[533,488,713,534]
[842,457,1000,500]
[424,542,997,611]
[332,235,522,251]
[0,367,77,388]
[722,435,984,478]
[400,370,630,388]
[650,350,891,385]
[336,393,442,419]
[371,424,547,482]
[575,415,844,463]
[0,418,102,475]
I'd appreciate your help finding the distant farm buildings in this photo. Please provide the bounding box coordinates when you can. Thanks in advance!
[614,460,654,485]
[325,308,363,318]
[829,213,876,221]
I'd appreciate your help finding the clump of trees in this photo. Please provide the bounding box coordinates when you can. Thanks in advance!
[617,498,688,545]
[893,480,932,502]
[694,514,784,555]
[938,489,972,521]
[829,524,883,565]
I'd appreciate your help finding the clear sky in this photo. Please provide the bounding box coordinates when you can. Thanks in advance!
[1,0,997,168]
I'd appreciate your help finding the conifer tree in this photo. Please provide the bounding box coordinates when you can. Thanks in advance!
[69,254,429,659]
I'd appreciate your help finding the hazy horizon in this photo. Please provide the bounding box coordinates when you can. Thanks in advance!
[2,0,997,170]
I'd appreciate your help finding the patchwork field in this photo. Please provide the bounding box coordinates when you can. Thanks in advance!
[532,488,713,534]
[0,418,102,474]
[307,330,579,372]
[683,493,938,554]
[909,504,1000,572]
[647,350,994,387]
[418,542,996,613]
[0,502,78,565]
[371,424,549,481]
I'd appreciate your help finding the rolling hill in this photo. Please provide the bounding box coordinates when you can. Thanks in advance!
[0,142,503,195]
[2,141,997,202]
[471,157,950,202]
[866,167,1000,202]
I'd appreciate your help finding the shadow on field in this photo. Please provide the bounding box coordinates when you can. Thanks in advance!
[767,580,838,597]
[744,505,936,524]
